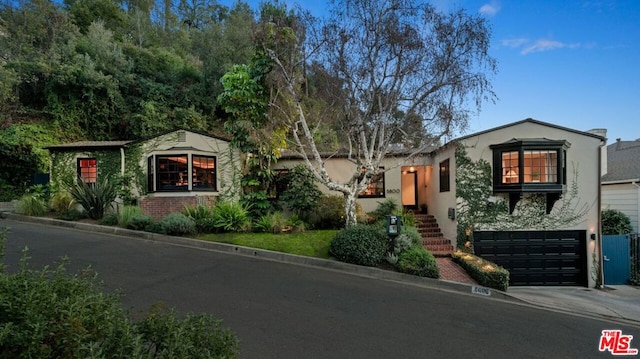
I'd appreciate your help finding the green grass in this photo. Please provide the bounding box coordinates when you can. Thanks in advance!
[197,230,338,258]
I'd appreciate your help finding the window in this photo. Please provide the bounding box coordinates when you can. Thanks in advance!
[77,158,97,184]
[267,169,290,199]
[148,154,218,192]
[359,167,385,198]
[439,159,450,192]
[490,139,570,214]
[491,139,569,193]
[192,156,216,190]
[157,155,188,191]
[501,152,519,184]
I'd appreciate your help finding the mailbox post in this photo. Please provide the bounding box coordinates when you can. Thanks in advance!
[386,215,402,252]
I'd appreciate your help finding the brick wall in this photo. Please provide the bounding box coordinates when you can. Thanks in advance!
[140,195,216,221]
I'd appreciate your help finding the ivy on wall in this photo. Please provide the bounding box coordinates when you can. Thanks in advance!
[455,144,591,251]
[455,145,508,249]
[50,145,146,205]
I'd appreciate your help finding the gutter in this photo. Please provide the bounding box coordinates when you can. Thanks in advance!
[602,178,640,185]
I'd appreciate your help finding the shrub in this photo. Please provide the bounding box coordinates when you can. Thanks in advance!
[286,214,306,233]
[253,212,286,233]
[0,231,239,358]
[278,165,322,220]
[602,209,633,235]
[211,201,251,232]
[126,214,154,231]
[396,246,439,278]
[183,203,218,233]
[137,304,240,358]
[392,233,414,254]
[330,224,388,266]
[99,212,119,226]
[402,226,423,246]
[158,213,197,236]
[183,203,215,221]
[66,178,118,220]
[49,191,75,213]
[308,195,366,230]
[370,198,398,221]
[118,205,143,227]
[452,251,510,291]
[15,194,46,216]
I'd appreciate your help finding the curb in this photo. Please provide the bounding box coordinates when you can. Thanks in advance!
[0,213,536,304]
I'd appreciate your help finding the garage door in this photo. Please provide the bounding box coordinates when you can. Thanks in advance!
[473,230,587,286]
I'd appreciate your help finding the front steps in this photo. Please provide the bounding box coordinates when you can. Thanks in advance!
[413,214,454,257]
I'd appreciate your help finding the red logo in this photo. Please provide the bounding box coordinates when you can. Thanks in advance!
[599,330,639,356]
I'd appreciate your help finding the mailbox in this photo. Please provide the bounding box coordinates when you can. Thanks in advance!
[386,215,402,236]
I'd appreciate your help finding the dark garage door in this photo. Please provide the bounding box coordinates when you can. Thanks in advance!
[474,230,587,286]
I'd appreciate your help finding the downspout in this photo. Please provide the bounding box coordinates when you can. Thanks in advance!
[120,147,126,176]
[634,181,640,233]
[596,140,605,288]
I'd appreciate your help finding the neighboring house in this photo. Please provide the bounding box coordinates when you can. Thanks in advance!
[46,130,241,220]
[601,138,640,233]
[275,119,606,287]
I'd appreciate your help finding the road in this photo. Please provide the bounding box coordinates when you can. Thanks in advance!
[1,218,638,358]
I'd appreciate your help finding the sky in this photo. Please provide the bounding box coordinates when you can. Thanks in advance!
[220,0,640,144]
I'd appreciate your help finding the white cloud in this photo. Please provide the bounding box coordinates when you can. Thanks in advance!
[501,38,528,48]
[479,1,501,16]
[501,37,585,55]
[521,39,565,54]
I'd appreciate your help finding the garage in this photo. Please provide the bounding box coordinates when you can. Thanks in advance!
[473,230,588,286]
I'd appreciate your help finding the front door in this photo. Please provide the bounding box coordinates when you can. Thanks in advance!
[402,169,418,210]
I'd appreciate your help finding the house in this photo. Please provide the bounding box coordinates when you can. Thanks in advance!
[46,130,241,220]
[46,120,605,287]
[601,138,640,232]
[274,119,606,287]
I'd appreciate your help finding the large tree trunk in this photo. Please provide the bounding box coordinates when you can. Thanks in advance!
[344,191,358,228]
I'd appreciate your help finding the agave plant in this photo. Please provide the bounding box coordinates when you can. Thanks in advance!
[67,178,118,220]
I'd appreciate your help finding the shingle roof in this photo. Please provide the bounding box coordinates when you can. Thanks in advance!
[45,140,134,150]
[602,140,640,182]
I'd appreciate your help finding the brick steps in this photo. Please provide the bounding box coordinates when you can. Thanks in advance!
[414,214,453,257]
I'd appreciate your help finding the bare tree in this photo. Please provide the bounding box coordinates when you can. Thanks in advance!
[265,0,496,227]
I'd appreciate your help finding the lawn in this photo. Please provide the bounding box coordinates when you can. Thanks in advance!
[196,230,338,259]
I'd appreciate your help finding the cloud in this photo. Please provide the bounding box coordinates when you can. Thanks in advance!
[501,38,528,48]
[521,39,565,54]
[501,37,584,55]
[479,1,501,16]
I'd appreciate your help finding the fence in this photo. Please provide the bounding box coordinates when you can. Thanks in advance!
[632,233,640,285]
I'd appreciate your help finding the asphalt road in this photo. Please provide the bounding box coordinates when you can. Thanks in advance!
[1,218,638,358]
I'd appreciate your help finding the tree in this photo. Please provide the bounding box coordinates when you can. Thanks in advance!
[602,209,633,235]
[264,0,496,227]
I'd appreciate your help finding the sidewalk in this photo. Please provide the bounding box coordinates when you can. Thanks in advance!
[507,285,640,325]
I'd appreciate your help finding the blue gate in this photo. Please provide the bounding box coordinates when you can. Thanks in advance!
[602,234,630,285]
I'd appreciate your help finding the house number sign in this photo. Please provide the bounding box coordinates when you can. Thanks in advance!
[387,188,400,194]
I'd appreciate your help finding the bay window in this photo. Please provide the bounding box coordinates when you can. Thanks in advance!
[148,154,217,192]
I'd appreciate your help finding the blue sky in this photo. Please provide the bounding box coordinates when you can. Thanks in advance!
[221,0,640,144]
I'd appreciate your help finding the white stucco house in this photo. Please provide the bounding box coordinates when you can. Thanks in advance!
[275,118,606,287]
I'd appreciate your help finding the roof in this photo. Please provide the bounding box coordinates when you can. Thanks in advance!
[452,118,606,143]
[45,140,134,150]
[44,129,232,151]
[278,146,437,160]
[602,139,640,182]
